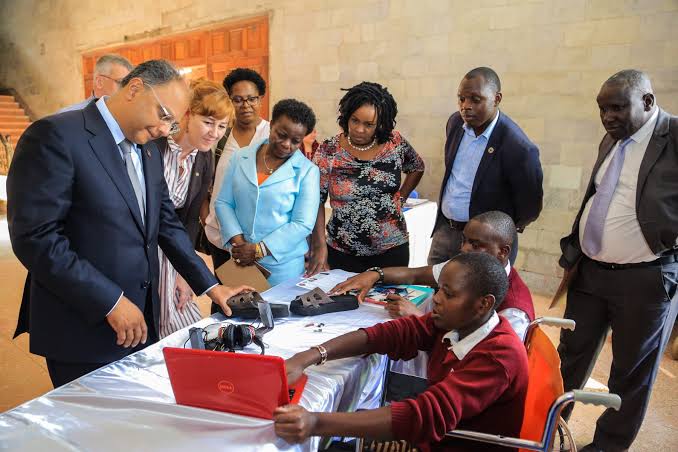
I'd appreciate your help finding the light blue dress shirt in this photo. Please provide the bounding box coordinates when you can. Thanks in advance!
[441,111,501,221]
[215,139,320,286]
[95,97,146,199]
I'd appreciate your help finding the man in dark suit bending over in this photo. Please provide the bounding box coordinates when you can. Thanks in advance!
[8,60,251,387]
[429,67,543,265]
[558,70,678,452]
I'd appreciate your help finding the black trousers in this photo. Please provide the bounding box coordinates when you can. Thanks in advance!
[208,241,231,315]
[46,291,159,388]
[327,242,410,274]
[558,257,678,450]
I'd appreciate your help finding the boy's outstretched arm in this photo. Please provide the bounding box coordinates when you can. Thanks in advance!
[274,405,393,444]
[284,329,370,383]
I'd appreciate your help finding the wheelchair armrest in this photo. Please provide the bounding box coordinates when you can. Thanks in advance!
[572,390,621,410]
[532,317,576,331]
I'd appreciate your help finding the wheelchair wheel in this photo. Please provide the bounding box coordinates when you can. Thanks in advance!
[552,416,576,452]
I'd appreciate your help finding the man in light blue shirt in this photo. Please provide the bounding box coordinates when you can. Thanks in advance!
[429,67,543,266]
[58,54,133,113]
[441,110,500,222]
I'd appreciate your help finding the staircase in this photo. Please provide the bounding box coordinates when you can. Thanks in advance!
[0,94,30,146]
[0,93,31,176]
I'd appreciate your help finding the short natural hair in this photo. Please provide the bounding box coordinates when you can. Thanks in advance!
[94,54,134,75]
[471,211,516,247]
[337,81,398,144]
[188,78,234,123]
[222,67,267,96]
[604,69,653,94]
[120,59,182,87]
[271,99,316,135]
[448,252,509,309]
[464,67,502,93]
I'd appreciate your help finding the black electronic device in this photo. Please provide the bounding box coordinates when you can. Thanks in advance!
[188,327,206,350]
[226,291,289,319]
[290,287,359,316]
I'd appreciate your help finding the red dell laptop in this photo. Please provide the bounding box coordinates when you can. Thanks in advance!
[163,347,307,420]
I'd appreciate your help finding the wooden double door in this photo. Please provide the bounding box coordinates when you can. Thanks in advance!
[82,15,270,118]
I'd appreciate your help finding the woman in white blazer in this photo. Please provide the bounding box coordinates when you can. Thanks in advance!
[215,99,319,286]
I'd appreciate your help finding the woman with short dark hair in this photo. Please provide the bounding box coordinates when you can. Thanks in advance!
[214,99,320,290]
[307,82,425,275]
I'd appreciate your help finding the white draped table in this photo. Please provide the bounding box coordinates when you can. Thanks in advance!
[0,270,392,452]
[403,200,437,267]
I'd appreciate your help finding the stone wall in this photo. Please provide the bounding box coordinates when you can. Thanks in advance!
[1,0,677,294]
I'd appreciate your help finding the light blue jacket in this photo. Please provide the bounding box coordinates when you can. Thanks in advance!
[215,139,320,286]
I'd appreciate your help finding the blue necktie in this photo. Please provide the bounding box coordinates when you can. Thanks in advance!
[581,137,633,257]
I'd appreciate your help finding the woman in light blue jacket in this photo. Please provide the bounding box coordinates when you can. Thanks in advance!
[215,99,319,286]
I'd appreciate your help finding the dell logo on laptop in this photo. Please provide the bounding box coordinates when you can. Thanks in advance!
[217,380,235,394]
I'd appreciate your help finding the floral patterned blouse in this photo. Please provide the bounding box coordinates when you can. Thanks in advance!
[313,131,425,256]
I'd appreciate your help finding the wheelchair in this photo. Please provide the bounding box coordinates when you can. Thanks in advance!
[356,317,621,452]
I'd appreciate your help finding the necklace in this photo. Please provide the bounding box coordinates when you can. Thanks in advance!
[347,136,376,152]
[262,146,276,174]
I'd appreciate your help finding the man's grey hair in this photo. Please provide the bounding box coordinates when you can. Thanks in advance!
[604,69,653,94]
[120,59,183,87]
[94,54,134,75]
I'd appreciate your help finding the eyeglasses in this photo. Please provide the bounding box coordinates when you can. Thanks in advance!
[230,95,261,106]
[99,74,124,86]
[145,83,181,135]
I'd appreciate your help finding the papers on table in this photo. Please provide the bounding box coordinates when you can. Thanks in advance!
[295,270,355,293]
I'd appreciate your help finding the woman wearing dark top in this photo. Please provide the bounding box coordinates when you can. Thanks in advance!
[154,78,234,337]
[307,82,425,275]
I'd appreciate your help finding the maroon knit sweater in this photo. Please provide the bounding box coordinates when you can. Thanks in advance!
[363,314,528,451]
[503,268,536,322]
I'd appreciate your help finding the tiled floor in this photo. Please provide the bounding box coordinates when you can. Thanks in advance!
[0,222,676,451]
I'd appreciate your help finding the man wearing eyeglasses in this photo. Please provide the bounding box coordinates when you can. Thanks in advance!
[57,54,134,113]
[8,59,252,387]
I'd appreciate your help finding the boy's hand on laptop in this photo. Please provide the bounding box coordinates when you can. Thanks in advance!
[285,355,307,385]
[273,404,317,444]
[330,271,380,301]
[385,295,423,318]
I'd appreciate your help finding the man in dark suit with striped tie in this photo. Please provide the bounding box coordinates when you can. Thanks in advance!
[8,60,251,387]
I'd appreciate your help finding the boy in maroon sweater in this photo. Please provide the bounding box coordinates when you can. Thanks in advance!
[274,253,529,451]
[331,210,535,340]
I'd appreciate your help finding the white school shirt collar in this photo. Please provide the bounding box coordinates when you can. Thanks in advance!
[442,311,500,361]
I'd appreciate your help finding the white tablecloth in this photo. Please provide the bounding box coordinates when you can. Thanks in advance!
[0,271,392,451]
[403,201,437,267]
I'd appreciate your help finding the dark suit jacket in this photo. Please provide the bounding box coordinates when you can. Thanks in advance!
[8,102,218,363]
[559,108,678,269]
[155,137,213,250]
[435,111,543,231]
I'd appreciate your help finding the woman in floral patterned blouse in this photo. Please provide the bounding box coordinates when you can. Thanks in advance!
[307,82,425,274]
